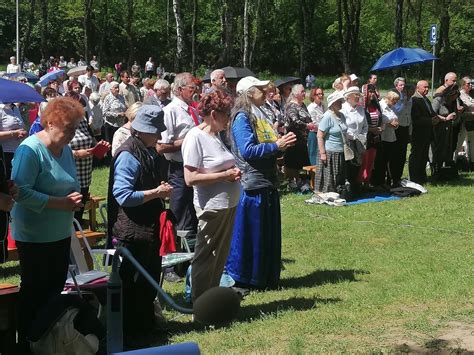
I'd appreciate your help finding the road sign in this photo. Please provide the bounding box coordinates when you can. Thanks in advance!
[430,24,437,46]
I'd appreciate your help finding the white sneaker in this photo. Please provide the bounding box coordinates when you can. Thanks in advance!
[300,183,312,193]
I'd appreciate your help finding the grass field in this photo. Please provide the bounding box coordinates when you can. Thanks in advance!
[1,167,473,353]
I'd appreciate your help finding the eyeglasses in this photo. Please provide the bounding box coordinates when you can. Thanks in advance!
[316,93,324,96]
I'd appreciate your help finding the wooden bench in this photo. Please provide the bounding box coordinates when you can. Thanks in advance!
[83,196,106,231]
[0,284,20,354]
[6,229,106,262]
[302,165,317,190]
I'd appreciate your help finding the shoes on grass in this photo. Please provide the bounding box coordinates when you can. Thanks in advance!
[164,271,182,283]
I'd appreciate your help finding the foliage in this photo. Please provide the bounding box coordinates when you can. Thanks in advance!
[0,0,472,82]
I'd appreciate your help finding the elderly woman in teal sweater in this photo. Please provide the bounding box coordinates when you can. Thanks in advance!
[11,97,84,352]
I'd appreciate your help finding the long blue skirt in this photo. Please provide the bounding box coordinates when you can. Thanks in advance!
[225,187,281,289]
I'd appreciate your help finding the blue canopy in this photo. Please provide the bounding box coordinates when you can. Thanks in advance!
[38,69,66,87]
[371,47,438,71]
[0,78,45,104]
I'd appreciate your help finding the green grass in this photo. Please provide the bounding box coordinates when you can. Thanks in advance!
[1,167,473,353]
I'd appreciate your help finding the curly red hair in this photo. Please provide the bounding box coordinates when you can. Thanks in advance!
[40,97,84,128]
[198,88,234,117]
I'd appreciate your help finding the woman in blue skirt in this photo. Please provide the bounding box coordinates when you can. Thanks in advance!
[225,76,296,290]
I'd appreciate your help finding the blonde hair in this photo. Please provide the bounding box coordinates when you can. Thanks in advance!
[384,91,400,102]
[125,102,143,122]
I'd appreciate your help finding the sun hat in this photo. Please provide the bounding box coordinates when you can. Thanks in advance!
[327,91,345,108]
[344,86,361,97]
[131,105,166,134]
[349,74,359,82]
[236,76,270,94]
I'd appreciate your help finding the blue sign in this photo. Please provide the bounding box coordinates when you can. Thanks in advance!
[430,24,437,45]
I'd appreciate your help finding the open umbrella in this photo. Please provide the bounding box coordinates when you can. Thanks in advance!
[67,65,89,77]
[0,78,46,104]
[274,76,301,88]
[38,69,66,87]
[4,72,39,83]
[370,47,438,71]
[202,67,256,83]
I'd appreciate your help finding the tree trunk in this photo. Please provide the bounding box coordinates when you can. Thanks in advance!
[298,0,315,78]
[125,0,134,69]
[97,0,108,68]
[172,0,185,72]
[191,0,198,74]
[436,0,451,74]
[84,0,94,61]
[337,0,361,73]
[395,0,404,48]
[39,0,48,59]
[216,0,234,67]
[249,0,261,68]
[21,0,36,63]
[407,0,423,47]
[243,0,250,68]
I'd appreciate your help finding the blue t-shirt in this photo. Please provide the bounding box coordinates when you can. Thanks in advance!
[11,135,80,243]
[318,111,347,153]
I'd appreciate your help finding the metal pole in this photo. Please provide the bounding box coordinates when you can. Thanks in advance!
[16,0,20,66]
[431,44,435,98]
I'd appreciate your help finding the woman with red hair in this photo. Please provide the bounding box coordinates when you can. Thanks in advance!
[182,88,242,302]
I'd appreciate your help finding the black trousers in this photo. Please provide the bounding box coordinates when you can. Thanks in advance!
[372,141,397,186]
[168,161,197,233]
[74,187,90,227]
[103,123,120,166]
[409,131,431,184]
[118,239,161,336]
[391,126,410,185]
[16,237,71,349]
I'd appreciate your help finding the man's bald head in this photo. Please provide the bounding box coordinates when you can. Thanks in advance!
[416,80,429,96]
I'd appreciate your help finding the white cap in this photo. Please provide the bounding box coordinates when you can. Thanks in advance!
[327,91,345,108]
[236,76,270,94]
[344,86,361,97]
[349,74,359,82]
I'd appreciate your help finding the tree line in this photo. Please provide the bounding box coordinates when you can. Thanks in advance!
[0,0,472,82]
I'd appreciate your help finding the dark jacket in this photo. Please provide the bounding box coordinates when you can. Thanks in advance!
[112,136,164,244]
[411,91,435,134]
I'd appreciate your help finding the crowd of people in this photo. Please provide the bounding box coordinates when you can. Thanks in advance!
[1,54,473,351]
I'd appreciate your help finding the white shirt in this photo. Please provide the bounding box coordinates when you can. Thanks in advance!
[182,127,240,210]
[145,61,154,71]
[0,104,25,153]
[160,97,197,162]
[307,102,326,124]
[341,102,368,143]
[380,100,398,143]
[6,64,20,74]
[78,74,99,92]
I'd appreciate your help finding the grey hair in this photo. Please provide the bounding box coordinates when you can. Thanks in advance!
[210,69,225,82]
[172,72,192,96]
[461,76,472,85]
[444,72,457,81]
[385,90,400,101]
[232,86,259,117]
[154,79,170,91]
[89,92,101,104]
[393,77,405,86]
[109,81,119,88]
[286,84,304,103]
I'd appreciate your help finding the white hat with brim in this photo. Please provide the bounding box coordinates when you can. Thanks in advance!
[236,76,270,95]
[327,91,345,108]
[349,74,359,82]
[343,86,361,98]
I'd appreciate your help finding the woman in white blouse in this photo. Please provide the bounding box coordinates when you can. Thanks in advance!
[182,89,241,302]
[307,87,326,165]
[0,103,27,175]
[372,91,400,187]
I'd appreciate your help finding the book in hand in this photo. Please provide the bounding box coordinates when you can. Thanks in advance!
[91,143,110,159]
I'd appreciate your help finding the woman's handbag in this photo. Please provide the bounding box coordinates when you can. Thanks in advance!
[331,113,354,161]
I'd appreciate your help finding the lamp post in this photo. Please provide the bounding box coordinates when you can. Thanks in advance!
[16,0,20,66]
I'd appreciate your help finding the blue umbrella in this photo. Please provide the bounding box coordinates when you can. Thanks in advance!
[38,69,66,87]
[371,47,438,71]
[0,78,46,104]
[4,71,40,83]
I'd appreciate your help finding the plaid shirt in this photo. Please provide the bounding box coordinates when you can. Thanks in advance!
[69,118,95,188]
